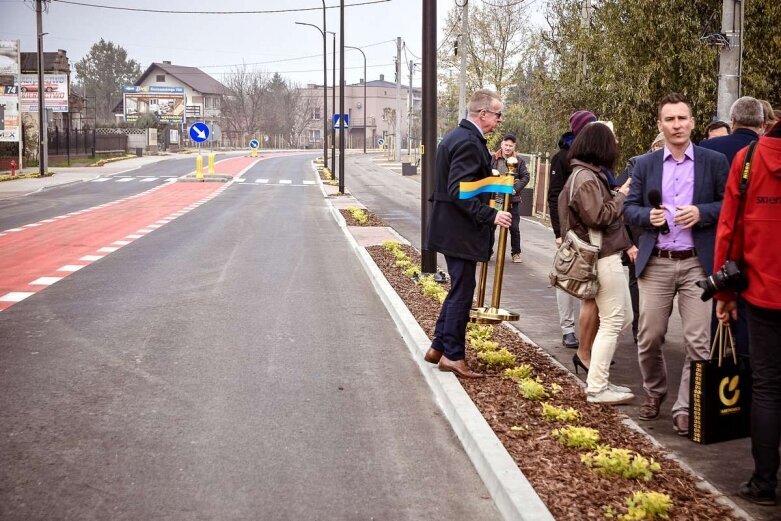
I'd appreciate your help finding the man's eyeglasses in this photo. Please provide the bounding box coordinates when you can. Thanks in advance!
[482,109,503,119]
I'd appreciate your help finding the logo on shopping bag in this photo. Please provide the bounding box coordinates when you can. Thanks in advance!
[719,375,741,407]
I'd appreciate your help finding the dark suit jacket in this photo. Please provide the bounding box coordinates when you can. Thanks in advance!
[700,128,760,166]
[425,119,497,262]
[624,145,729,277]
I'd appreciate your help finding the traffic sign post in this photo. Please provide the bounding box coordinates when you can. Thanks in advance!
[249,138,259,157]
[332,113,349,130]
[189,122,210,143]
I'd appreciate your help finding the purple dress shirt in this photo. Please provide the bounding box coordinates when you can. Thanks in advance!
[656,143,695,251]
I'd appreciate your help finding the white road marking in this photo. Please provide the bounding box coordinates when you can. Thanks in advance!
[57,265,85,272]
[30,277,63,286]
[256,179,269,184]
[140,177,158,182]
[0,292,35,302]
[113,240,132,246]
[91,178,111,182]
[80,255,104,261]
[279,180,292,184]
[98,246,119,253]
[125,234,143,239]
[116,178,134,183]
[303,180,315,185]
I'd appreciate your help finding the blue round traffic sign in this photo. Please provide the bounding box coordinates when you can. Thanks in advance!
[377,138,385,146]
[249,139,260,149]
[189,122,210,143]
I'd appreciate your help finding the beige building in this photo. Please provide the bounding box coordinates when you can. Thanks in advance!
[301,74,421,151]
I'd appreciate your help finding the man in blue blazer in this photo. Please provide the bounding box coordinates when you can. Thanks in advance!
[624,93,729,436]
[700,96,765,166]
[425,89,512,379]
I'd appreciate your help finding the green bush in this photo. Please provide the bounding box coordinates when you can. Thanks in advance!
[466,323,494,343]
[470,339,499,353]
[541,403,581,422]
[477,348,517,367]
[551,426,600,450]
[518,378,548,401]
[504,364,533,381]
[607,491,673,520]
[581,447,661,481]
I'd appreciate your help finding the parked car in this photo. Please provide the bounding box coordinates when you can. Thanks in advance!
[20,82,58,93]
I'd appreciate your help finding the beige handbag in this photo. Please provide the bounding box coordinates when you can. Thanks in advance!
[549,168,602,300]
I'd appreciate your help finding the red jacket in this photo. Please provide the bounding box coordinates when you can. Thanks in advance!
[714,130,781,309]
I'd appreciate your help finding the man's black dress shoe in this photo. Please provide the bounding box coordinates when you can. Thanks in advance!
[738,479,777,506]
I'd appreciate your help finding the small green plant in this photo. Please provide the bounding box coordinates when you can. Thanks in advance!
[382,240,400,252]
[510,425,528,432]
[617,491,673,520]
[395,258,412,269]
[551,426,601,449]
[541,403,581,422]
[550,382,563,395]
[435,292,447,304]
[504,364,533,381]
[403,265,421,278]
[327,179,338,186]
[470,338,499,353]
[466,324,494,343]
[477,348,516,367]
[518,378,548,401]
[321,167,333,180]
[581,447,661,481]
[347,206,368,225]
[418,274,447,302]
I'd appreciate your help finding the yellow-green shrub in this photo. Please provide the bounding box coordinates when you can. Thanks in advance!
[518,378,548,400]
[504,364,533,381]
[551,426,600,449]
[470,339,499,353]
[581,447,661,481]
[477,348,516,367]
[541,403,581,422]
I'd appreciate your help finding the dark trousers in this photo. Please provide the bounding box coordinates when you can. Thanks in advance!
[628,261,639,341]
[431,256,477,361]
[747,302,781,493]
[509,203,521,255]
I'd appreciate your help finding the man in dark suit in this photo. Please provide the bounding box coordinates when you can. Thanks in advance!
[700,96,765,166]
[624,93,729,436]
[424,89,512,379]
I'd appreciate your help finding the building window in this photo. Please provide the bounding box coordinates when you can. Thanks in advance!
[156,74,165,82]
[205,96,220,110]
[312,107,321,120]
[309,129,320,142]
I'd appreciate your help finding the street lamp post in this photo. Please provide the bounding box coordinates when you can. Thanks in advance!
[295,19,327,166]
[345,45,366,154]
[329,31,336,175]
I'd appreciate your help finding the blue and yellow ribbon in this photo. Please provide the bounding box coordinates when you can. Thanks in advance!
[459,176,514,199]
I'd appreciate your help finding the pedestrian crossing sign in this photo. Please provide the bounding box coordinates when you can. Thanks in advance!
[333,114,349,129]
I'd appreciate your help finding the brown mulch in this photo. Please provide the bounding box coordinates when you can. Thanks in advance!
[339,209,385,227]
[368,244,738,521]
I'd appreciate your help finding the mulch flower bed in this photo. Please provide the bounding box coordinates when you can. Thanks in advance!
[340,208,385,227]
[368,243,739,521]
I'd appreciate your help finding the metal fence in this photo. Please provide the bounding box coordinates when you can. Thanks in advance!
[47,128,96,157]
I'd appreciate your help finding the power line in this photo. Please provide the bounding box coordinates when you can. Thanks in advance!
[50,0,390,14]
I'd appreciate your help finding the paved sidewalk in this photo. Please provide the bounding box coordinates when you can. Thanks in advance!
[344,152,774,521]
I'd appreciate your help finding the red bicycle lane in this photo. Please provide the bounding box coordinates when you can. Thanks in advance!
[0,158,261,311]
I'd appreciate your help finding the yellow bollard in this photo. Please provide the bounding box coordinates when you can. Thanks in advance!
[208,153,215,174]
[251,148,258,158]
[195,154,203,180]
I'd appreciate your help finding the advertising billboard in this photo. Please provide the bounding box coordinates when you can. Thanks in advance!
[0,40,20,142]
[20,74,69,113]
[123,85,185,124]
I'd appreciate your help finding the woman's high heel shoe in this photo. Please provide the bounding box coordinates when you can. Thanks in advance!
[572,353,614,374]
[573,353,589,374]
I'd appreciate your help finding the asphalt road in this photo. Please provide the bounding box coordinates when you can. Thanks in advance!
[0,154,501,520]
[344,152,771,521]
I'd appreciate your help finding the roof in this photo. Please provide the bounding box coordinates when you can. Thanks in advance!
[20,50,70,74]
[136,63,225,94]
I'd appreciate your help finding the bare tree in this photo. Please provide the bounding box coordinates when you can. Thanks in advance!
[219,66,269,145]
[279,84,318,147]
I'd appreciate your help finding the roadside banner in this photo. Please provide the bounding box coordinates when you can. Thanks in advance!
[19,74,69,113]
[124,85,185,124]
[0,40,20,142]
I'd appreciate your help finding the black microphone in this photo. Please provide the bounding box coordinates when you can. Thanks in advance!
[648,190,670,235]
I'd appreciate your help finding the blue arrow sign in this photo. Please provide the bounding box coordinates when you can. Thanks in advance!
[249,139,260,149]
[189,122,210,143]
[333,113,349,129]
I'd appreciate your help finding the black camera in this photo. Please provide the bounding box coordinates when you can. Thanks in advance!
[697,260,744,301]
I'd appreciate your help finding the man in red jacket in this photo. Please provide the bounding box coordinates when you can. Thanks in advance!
[715,120,781,506]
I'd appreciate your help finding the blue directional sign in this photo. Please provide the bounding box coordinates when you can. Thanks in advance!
[249,139,260,149]
[377,138,385,146]
[333,113,349,129]
[189,122,210,143]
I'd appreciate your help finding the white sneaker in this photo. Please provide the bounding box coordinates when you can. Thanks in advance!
[608,383,631,393]
[511,253,523,263]
[587,388,634,405]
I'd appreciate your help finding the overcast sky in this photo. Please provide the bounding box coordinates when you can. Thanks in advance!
[1,0,471,88]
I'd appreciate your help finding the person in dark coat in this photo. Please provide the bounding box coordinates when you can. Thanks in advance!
[491,133,530,263]
[424,89,512,379]
[700,96,764,166]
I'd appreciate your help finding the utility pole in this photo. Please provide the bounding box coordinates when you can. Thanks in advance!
[457,0,468,120]
[36,0,47,176]
[407,59,415,162]
[421,0,438,275]
[330,31,336,175]
[395,36,401,161]
[717,0,742,121]
[578,0,590,83]
[338,1,345,193]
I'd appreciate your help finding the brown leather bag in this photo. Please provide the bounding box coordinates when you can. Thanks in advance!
[549,168,602,300]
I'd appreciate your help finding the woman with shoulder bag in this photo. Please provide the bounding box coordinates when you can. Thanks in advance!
[559,122,634,405]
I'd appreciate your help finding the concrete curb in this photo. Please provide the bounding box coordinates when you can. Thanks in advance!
[312,160,554,521]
